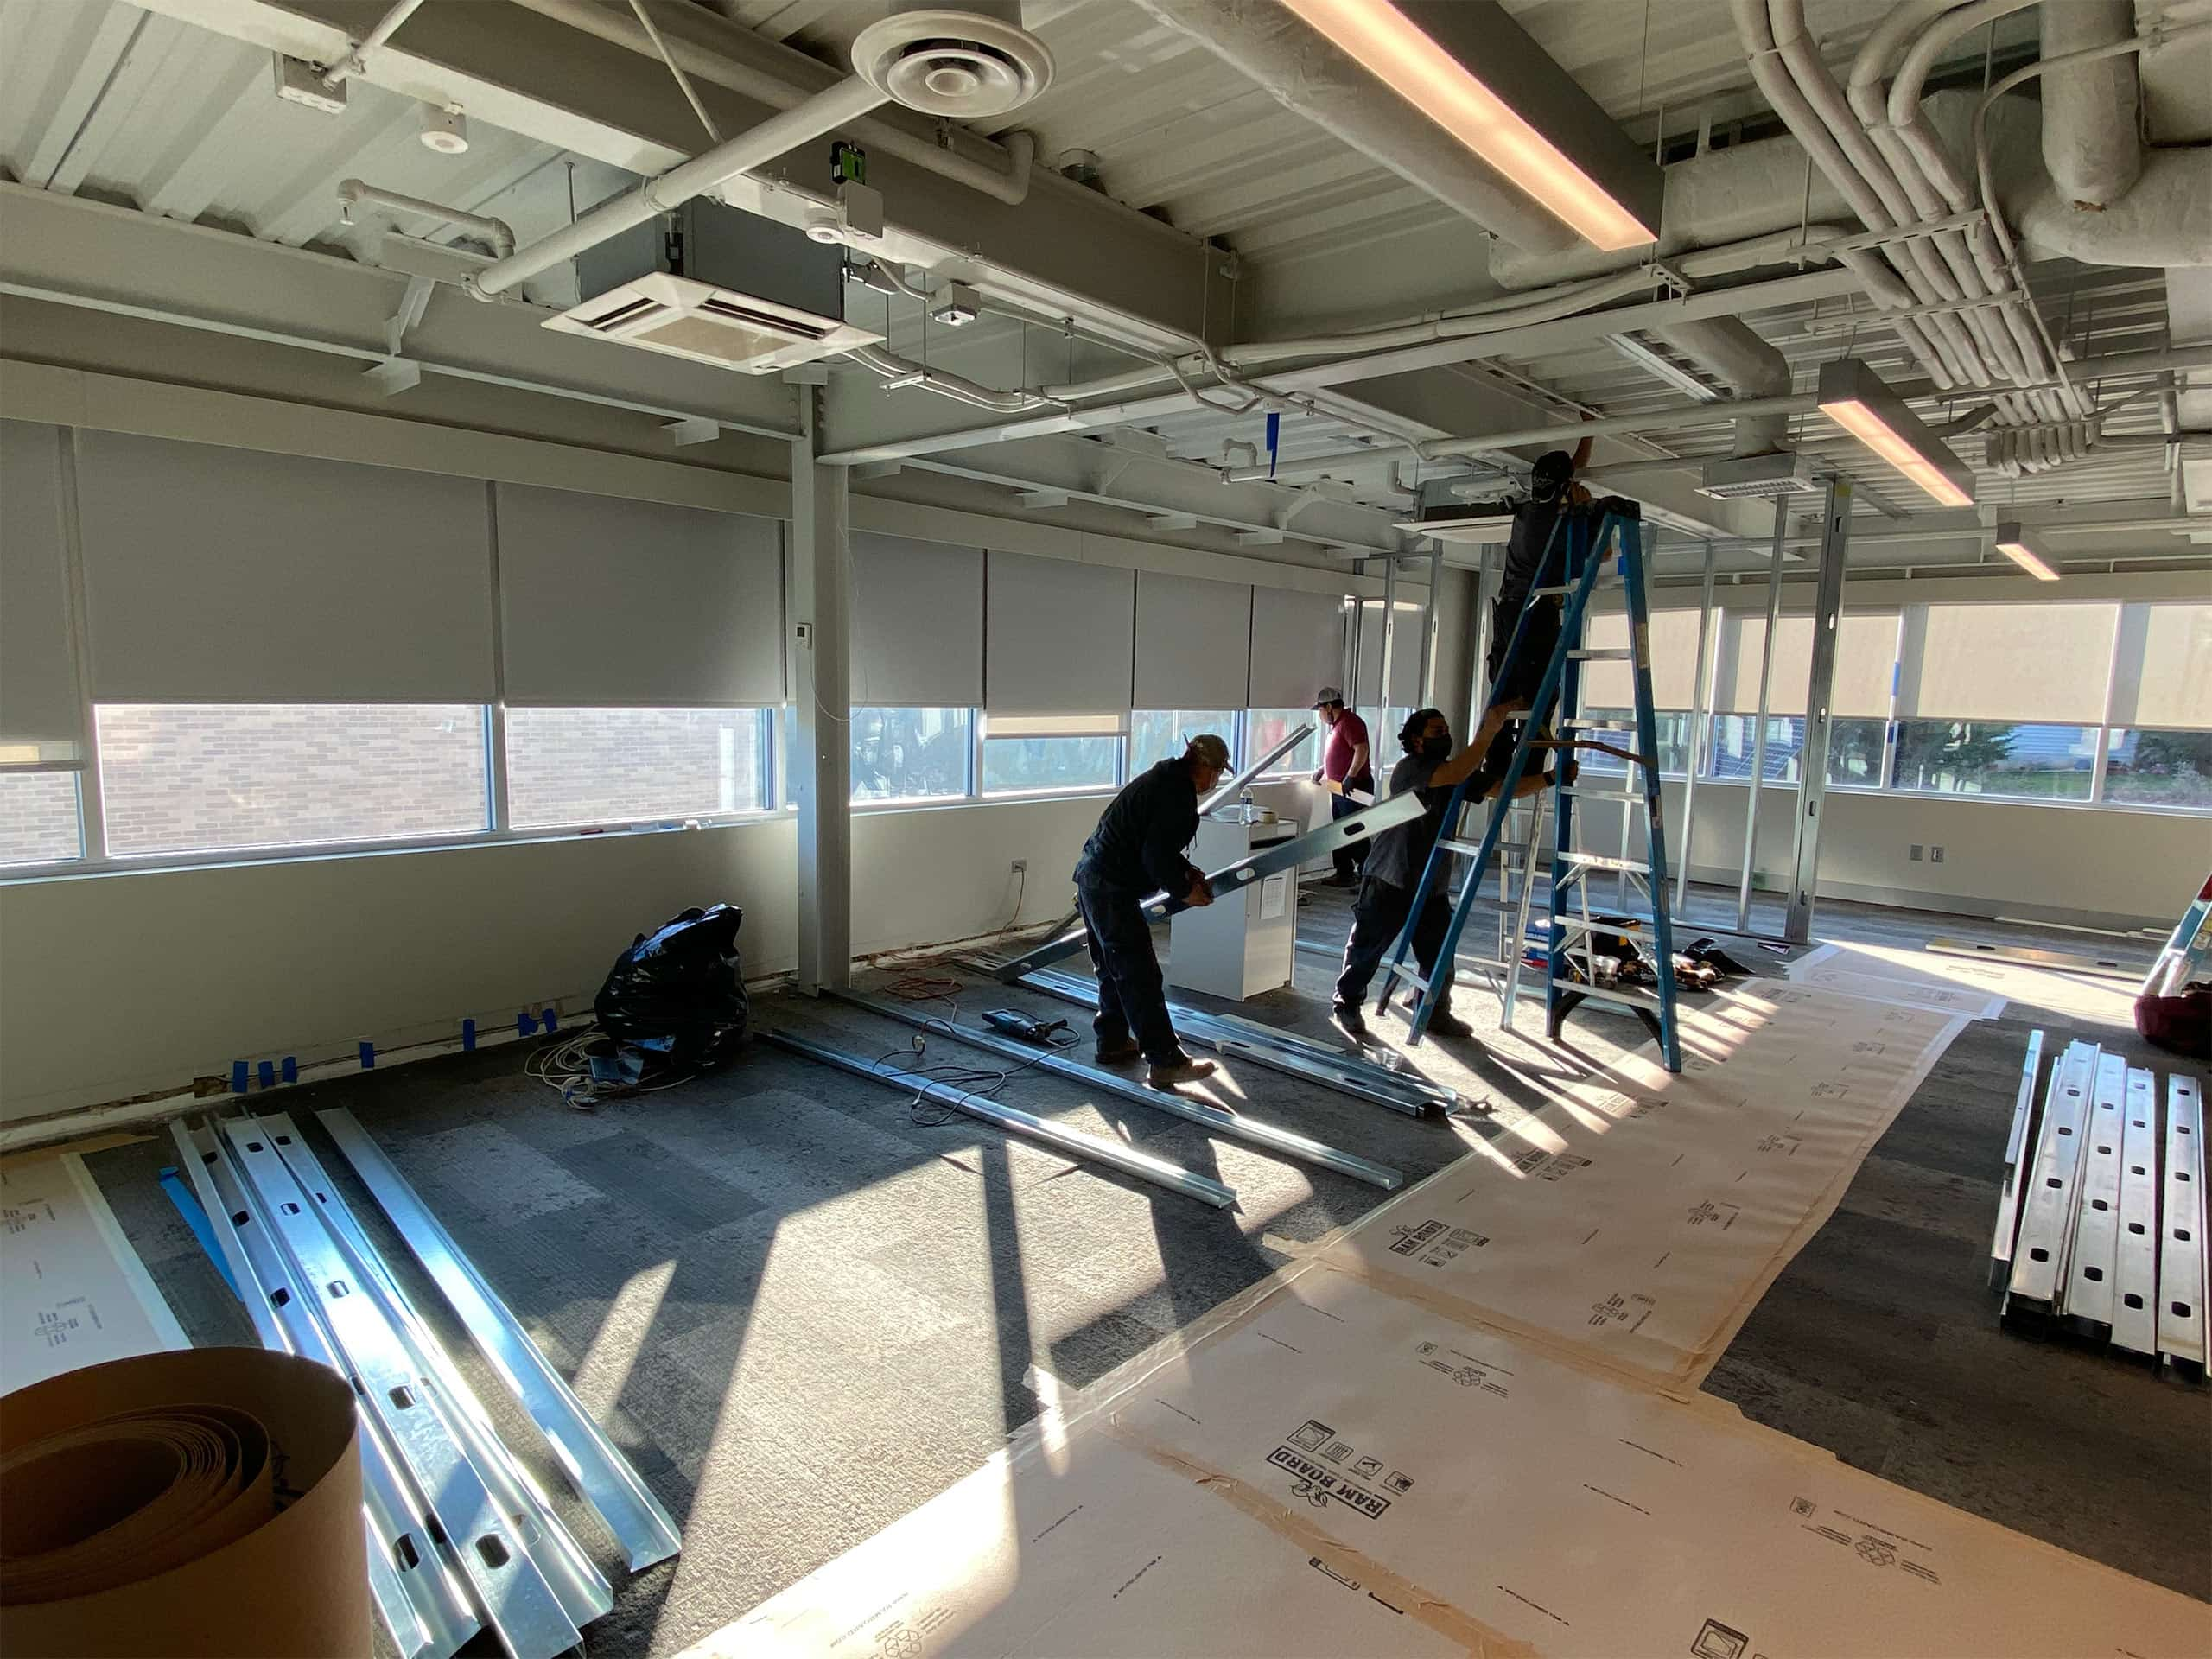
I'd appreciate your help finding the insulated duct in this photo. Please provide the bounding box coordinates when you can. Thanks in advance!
[2039,0,2143,207]
[1125,0,1579,255]
[1650,317,1793,454]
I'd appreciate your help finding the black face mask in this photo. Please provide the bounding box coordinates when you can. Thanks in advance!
[1421,735,1451,763]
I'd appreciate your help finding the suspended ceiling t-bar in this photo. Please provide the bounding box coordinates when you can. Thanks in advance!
[763,1029,1236,1208]
[830,990,1402,1190]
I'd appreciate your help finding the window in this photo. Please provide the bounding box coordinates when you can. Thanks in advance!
[1130,710,1238,773]
[94,704,489,857]
[1891,721,2094,801]
[0,772,83,865]
[1826,718,1891,789]
[1707,714,1804,784]
[980,713,1123,796]
[506,707,768,830]
[2102,729,2212,810]
[1245,708,1320,778]
[1577,710,1693,777]
[850,707,971,803]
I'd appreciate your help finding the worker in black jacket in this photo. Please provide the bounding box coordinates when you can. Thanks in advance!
[1071,734,1230,1088]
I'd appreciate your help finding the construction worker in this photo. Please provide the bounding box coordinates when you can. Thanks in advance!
[1309,687,1373,886]
[1486,436,1593,718]
[1332,706,1555,1044]
[1071,734,1230,1088]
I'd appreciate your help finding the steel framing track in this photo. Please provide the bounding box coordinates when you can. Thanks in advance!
[2157,1075,2208,1377]
[1987,1027,2045,1290]
[763,1029,1237,1207]
[2063,1054,2127,1333]
[2005,1039,2096,1320]
[828,989,1403,1190]
[2112,1066,2162,1357]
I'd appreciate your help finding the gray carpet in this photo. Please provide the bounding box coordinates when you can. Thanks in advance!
[83,886,2207,1654]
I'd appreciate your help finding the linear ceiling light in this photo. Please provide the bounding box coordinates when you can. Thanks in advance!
[1281,0,1656,251]
[1992,519,2060,581]
[1815,357,1975,509]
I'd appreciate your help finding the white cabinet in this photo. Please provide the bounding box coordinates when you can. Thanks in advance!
[1166,812,1300,1000]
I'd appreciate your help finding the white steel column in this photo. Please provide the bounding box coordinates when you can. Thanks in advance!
[1734,499,1788,933]
[1421,543,1443,703]
[1674,543,1718,914]
[1783,480,1851,944]
[791,391,851,992]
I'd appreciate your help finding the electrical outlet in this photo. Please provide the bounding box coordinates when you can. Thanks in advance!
[1930,844,1945,864]
[1909,843,1923,861]
[1010,859,1027,874]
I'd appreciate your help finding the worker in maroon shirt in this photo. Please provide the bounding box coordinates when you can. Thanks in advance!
[1309,687,1374,887]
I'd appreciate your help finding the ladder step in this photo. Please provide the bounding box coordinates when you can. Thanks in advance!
[1559,850,1651,874]
[1529,579,1623,600]
[1437,837,1487,858]
[1384,964,1434,995]
[1550,978,1665,1012]
[1568,647,1634,660]
[1556,786,1644,804]
[1562,717,1636,731]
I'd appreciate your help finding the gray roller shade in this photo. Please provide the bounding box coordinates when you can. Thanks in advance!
[852,531,983,707]
[1248,586,1345,707]
[985,550,1135,714]
[1134,571,1251,709]
[0,421,80,749]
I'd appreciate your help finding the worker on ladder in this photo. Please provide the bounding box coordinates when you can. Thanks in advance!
[1477,438,1592,782]
[1332,707,1555,1044]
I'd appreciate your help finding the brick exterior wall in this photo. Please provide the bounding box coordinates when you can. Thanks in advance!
[507,707,766,827]
[0,772,82,864]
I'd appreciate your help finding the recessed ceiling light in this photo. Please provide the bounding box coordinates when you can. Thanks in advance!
[1281,0,1656,251]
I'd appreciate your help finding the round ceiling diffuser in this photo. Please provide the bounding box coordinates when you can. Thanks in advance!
[850,3,1054,119]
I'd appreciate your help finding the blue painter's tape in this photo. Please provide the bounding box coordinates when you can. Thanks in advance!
[518,1010,537,1036]
[461,1018,477,1052]
[281,1056,297,1084]
[542,1007,559,1034]
[159,1166,239,1298]
[1265,410,1281,479]
[258,1059,275,1090]
[359,1040,376,1069]
[230,1060,248,1096]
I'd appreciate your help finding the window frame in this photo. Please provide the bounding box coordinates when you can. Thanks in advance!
[502,703,779,834]
[976,710,1129,800]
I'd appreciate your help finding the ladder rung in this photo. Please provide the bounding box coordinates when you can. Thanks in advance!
[1559,850,1651,874]
[1551,978,1665,1011]
[1568,647,1633,660]
[1557,786,1644,804]
[1384,964,1435,995]
[1562,717,1636,731]
[1529,579,1623,600]
[1436,837,1486,858]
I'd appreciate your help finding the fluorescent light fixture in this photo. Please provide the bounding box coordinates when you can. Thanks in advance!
[1281,0,1656,251]
[1395,502,1516,544]
[1992,519,2060,581]
[1815,357,1975,509]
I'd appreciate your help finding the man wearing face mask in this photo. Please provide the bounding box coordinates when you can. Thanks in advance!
[1332,707,1554,1042]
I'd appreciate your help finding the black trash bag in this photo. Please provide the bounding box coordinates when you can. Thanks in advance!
[594,904,748,1073]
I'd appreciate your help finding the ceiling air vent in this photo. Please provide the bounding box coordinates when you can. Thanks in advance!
[1699,452,1821,499]
[545,199,880,374]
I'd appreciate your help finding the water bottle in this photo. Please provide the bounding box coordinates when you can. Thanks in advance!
[1238,785,1255,819]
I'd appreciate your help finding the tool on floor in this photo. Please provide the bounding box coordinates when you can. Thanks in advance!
[1374,500,1681,1071]
[981,1007,1070,1044]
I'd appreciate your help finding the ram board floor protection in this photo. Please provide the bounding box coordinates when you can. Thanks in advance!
[679,974,2212,1657]
[1787,940,2138,1027]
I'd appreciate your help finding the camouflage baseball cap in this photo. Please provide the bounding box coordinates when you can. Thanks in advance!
[1185,734,1232,771]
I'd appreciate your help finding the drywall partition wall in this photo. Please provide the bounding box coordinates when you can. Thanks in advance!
[0,823,798,1123]
[850,793,1104,957]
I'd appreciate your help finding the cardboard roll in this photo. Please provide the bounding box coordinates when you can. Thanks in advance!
[0,1347,367,1657]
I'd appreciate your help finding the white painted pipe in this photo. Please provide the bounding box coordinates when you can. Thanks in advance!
[467,75,887,298]
[337,179,514,257]
[508,0,1038,206]
[846,344,1058,413]
[2039,0,2142,207]
[1649,317,1793,454]
[321,0,426,87]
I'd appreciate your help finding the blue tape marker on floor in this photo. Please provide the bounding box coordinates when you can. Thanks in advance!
[281,1056,296,1084]
[159,1166,239,1298]
[461,1018,476,1051]
[359,1040,376,1069]
[258,1059,275,1090]
[230,1060,248,1095]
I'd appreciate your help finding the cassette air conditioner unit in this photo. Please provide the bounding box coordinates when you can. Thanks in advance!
[545,199,879,373]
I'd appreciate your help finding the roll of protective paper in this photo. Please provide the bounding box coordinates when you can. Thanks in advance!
[0,1347,369,1657]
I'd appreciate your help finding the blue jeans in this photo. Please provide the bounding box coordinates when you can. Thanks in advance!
[1328,780,1372,880]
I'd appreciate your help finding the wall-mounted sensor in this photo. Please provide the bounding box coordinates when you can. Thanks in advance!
[419,105,469,154]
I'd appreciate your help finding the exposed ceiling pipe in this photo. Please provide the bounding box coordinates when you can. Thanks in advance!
[847,344,1061,413]
[1649,317,1792,454]
[2037,0,2142,207]
[1124,0,1578,255]
[337,179,514,257]
[467,76,887,299]
[321,0,426,87]
[507,0,1039,205]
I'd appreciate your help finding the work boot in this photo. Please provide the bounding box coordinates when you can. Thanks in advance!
[1094,1036,1141,1066]
[1332,1001,1372,1042]
[1427,1008,1475,1039]
[1147,1053,1217,1088]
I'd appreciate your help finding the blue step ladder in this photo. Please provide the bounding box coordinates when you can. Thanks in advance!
[1373,501,1682,1072]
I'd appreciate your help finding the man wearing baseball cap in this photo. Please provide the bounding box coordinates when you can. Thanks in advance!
[1309,688,1372,887]
[1070,733,1230,1088]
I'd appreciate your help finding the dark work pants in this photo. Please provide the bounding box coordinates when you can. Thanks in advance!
[1327,772,1374,881]
[1075,883,1180,1062]
[1335,873,1453,1014]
